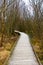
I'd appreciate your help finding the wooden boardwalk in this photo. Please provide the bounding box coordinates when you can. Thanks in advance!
[8,32,39,65]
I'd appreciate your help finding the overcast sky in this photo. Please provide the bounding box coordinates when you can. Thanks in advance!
[23,0,29,5]
[0,0,3,6]
[0,0,43,16]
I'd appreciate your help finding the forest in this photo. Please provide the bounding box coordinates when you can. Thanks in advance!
[0,0,43,65]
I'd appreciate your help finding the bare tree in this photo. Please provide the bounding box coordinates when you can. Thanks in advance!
[29,0,43,39]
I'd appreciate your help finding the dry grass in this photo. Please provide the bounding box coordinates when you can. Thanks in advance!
[0,50,10,63]
[31,38,43,64]
[0,34,19,65]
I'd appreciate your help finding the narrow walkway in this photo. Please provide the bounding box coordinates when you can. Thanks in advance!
[8,32,39,65]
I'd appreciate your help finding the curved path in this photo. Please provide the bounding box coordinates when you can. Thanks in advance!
[8,32,39,65]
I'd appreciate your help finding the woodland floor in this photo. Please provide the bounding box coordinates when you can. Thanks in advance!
[0,33,19,65]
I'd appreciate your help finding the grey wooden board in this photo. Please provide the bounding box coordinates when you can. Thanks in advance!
[8,32,39,65]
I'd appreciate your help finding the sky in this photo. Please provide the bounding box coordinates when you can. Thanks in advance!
[0,0,43,16]
[0,0,3,6]
[23,0,29,5]
[23,0,43,16]
[0,0,33,16]
[23,0,33,16]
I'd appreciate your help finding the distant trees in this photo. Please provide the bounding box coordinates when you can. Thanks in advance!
[0,0,43,48]
[28,0,43,38]
[0,0,6,47]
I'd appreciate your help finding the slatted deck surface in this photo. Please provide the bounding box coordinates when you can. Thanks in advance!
[8,32,39,65]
